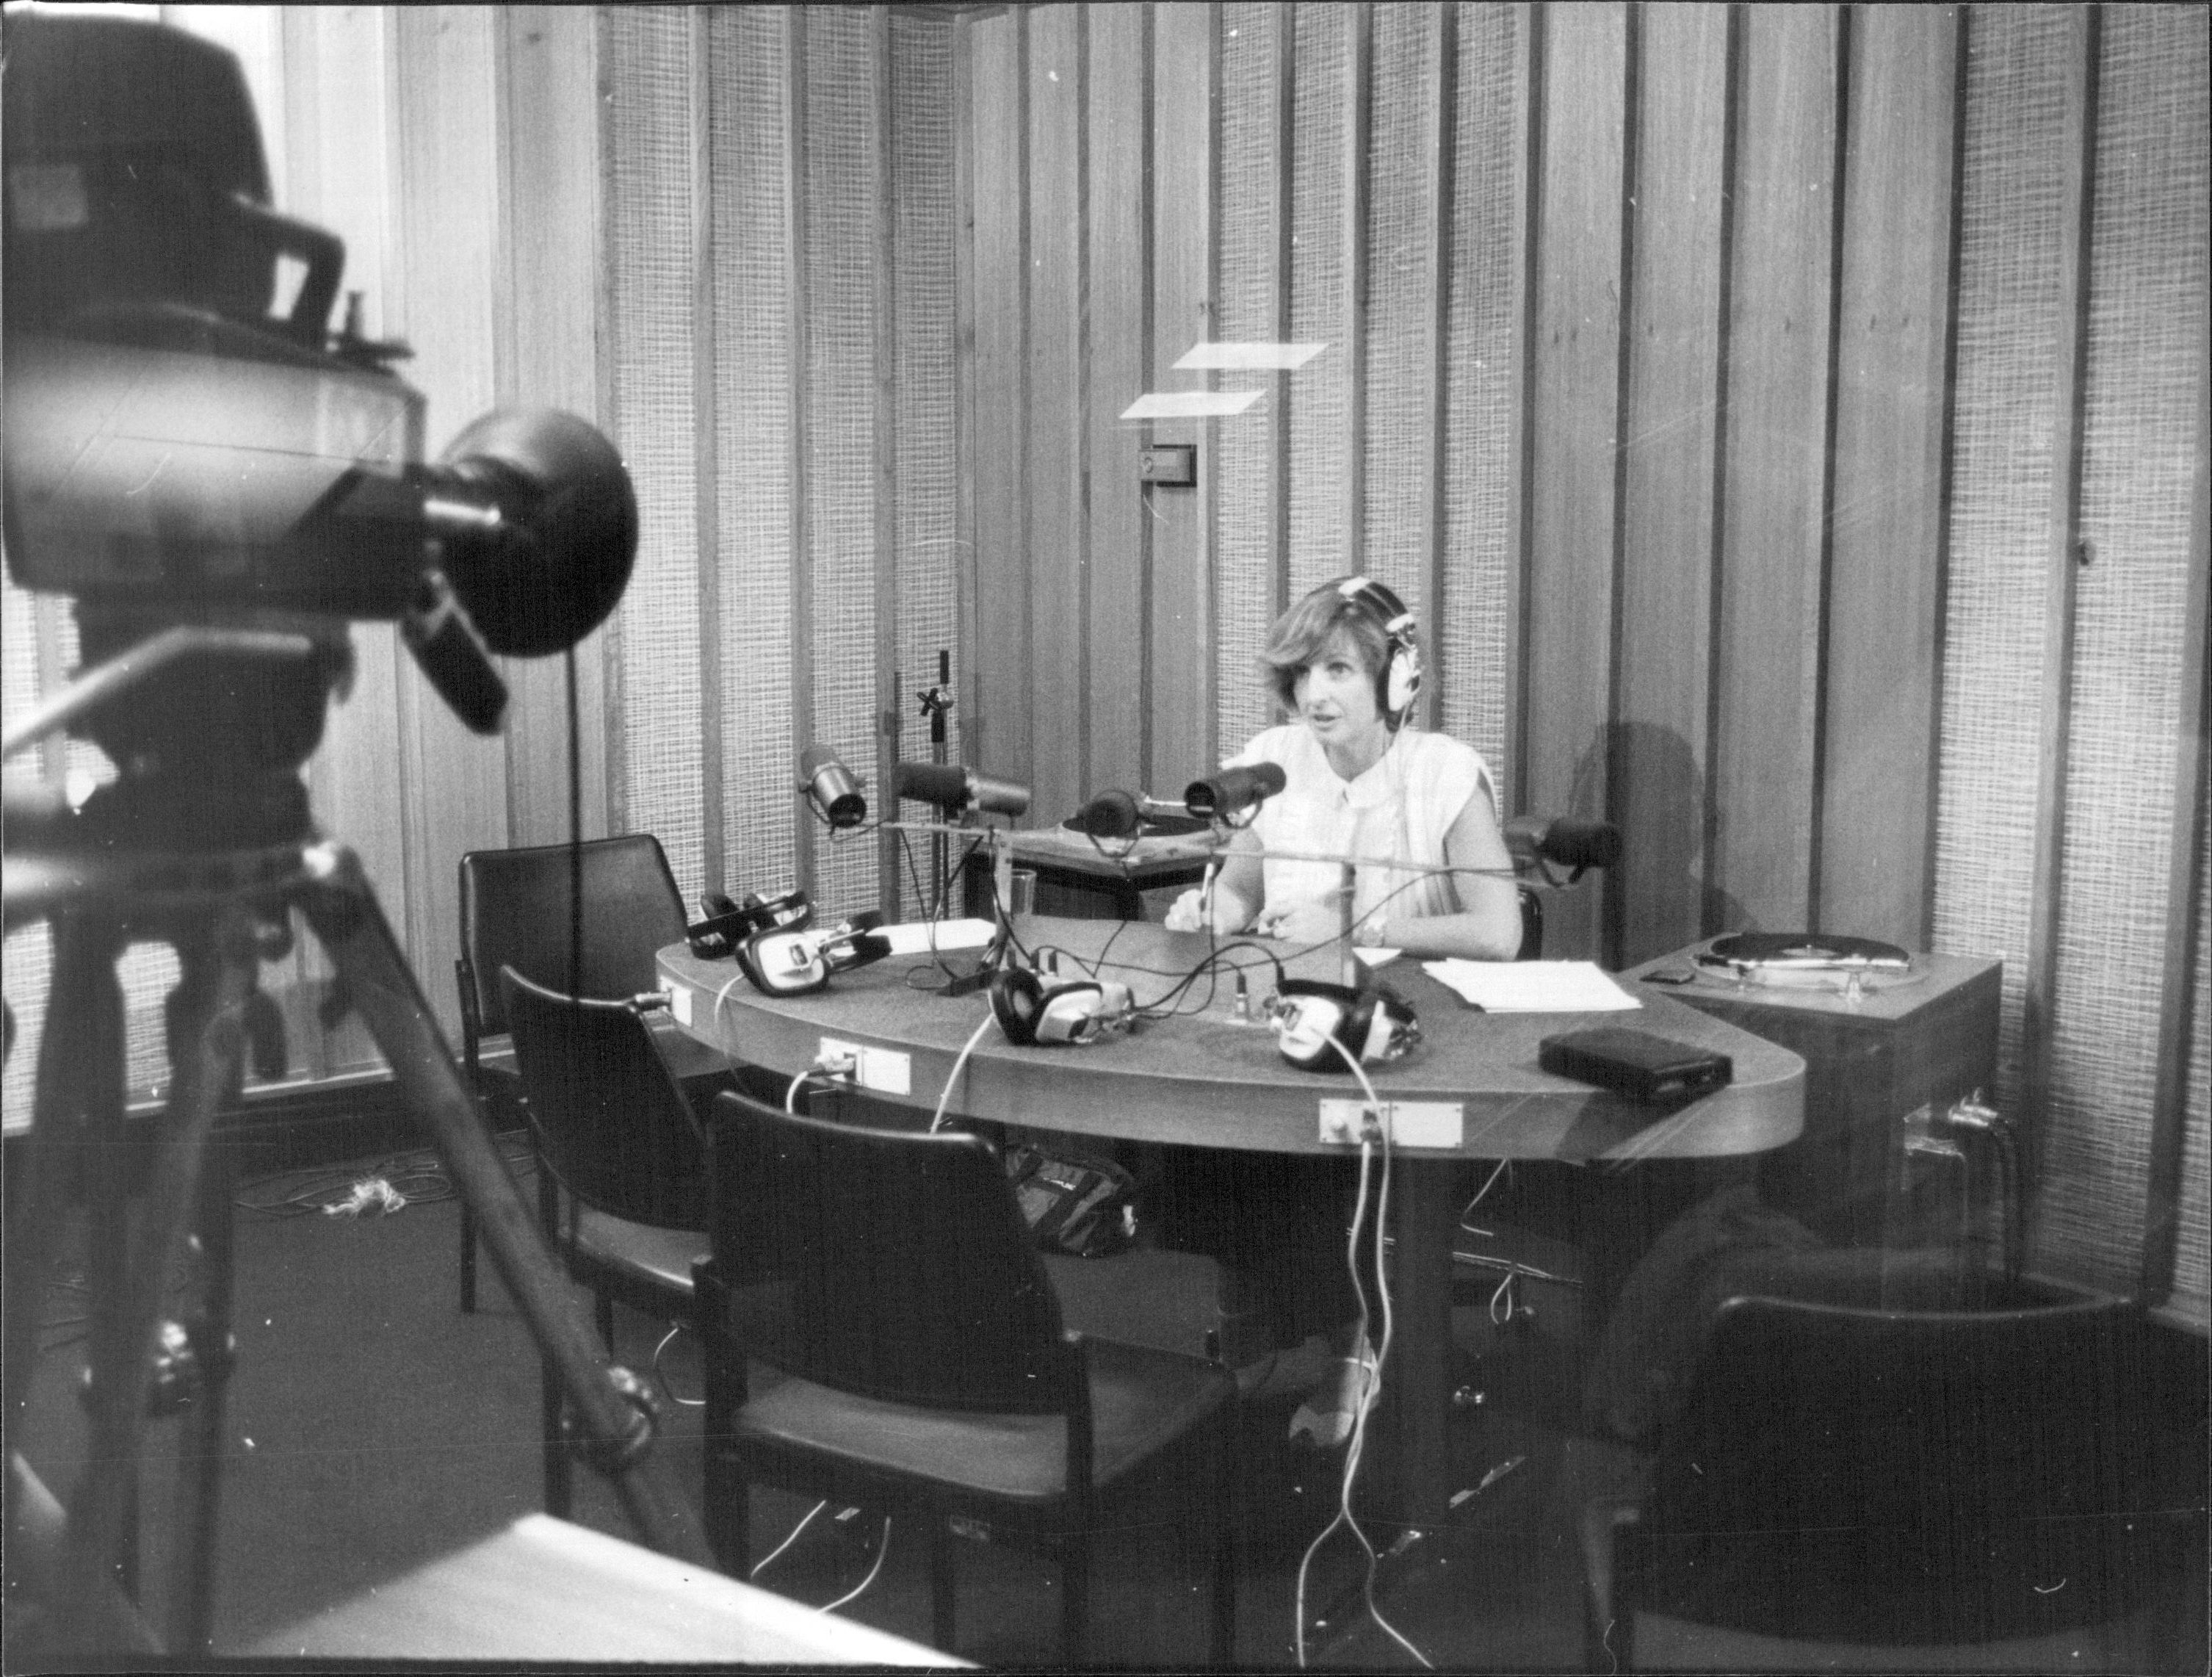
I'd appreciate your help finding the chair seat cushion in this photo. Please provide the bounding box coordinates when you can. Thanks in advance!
[571,1209,708,1298]
[731,1338,1233,1507]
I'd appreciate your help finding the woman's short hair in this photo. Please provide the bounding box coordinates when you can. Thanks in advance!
[1259,577,1400,721]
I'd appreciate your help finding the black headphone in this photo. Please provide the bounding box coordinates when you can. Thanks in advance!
[734,913,890,996]
[990,967,1136,1046]
[687,887,812,959]
[1337,576,1422,721]
[1267,978,1420,1073]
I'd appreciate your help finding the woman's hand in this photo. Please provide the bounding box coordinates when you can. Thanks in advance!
[1163,885,1251,934]
[1255,893,1351,947]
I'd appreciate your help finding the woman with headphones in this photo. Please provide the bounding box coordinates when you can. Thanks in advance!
[1155,577,1521,1421]
[1163,574,1521,959]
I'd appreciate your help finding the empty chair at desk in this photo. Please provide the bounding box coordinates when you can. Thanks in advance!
[502,966,718,1518]
[695,1094,1239,1666]
[1581,1281,2201,1671]
[453,834,720,1313]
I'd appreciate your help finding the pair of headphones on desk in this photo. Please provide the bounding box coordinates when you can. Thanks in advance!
[1267,978,1420,1074]
[735,912,892,997]
[687,887,812,960]
[1338,576,1423,721]
[990,967,1137,1046]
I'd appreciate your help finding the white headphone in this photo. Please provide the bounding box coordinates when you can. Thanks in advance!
[1337,576,1422,720]
[1266,978,1421,1073]
[991,967,1136,1046]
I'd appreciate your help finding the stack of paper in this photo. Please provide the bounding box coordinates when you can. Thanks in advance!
[1420,959,1642,1012]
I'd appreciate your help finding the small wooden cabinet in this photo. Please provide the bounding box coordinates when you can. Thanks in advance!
[1624,942,2003,1249]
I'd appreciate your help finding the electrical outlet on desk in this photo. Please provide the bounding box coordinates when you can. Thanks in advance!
[1318,1099,1463,1148]
[817,1036,911,1096]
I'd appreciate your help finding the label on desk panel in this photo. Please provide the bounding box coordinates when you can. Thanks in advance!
[668,984,693,1028]
[1318,1099,1463,1148]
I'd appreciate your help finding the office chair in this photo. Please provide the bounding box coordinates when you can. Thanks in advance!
[1582,1280,2199,1671]
[453,834,727,1313]
[500,966,718,1518]
[695,1094,1239,1666]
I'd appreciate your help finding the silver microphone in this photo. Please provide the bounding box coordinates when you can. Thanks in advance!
[798,745,867,829]
[893,760,1030,818]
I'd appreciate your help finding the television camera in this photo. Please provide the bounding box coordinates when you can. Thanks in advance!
[1,10,706,1657]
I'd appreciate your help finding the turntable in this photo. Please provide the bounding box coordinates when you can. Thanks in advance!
[1694,931,1916,992]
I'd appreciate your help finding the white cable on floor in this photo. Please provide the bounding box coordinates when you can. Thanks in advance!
[817,1515,892,1614]
[750,1499,827,1578]
[1290,1037,1433,1671]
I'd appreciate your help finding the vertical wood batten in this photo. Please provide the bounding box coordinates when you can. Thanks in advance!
[1506,0,1541,809]
[692,10,724,897]
[969,10,1030,783]
[1522,0,1626,962]
[388,5,507,1024]
[1149,1,1219,789]
[496,7,610,851]
[953,14,981,781]
[1707,1,1838,934]
[786,10,818,897]
[1028,4,1087,826]
[2141,356,2209,1304]
[1597,2,1641,973]
[1342,3,1373,577]
[1417,2,1456,735]
[2018,2,2099,1227]
[1615,1,1727,967]
[871,7,902,913]
[1270,2,1295,627]
[1817,4,1959,950]
[1087,4,1151,801]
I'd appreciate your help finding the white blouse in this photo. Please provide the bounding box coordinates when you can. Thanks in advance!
[1226,724,1500,940]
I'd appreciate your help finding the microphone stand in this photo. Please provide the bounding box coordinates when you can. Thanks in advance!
[881,815,1013,995]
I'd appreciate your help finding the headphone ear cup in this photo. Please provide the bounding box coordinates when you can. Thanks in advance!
[1035,981,1107,1045]
[737,929,828,997]
[1387,638,1421,715]
[990,967,1044,1044]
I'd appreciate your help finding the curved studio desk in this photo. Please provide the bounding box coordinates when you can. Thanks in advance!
[659,917,1804,1530]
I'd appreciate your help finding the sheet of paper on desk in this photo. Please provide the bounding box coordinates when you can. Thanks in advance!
[1420,959,1642,1012]
[880,918,998,955]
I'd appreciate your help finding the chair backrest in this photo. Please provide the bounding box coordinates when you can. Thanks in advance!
[1517,885,1542,960]
[457,835,687,1042]
[704,1093,1073,1413]
[500,967,707,1231]
[1624,1284,2175,1648]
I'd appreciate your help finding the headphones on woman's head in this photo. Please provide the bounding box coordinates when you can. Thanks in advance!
[990,967,1137,1046]
[1267,977,1421,1073]
[1337,576,1423,721]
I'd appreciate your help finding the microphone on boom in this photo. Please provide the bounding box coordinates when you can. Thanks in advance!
[1504,815,1623,880]
[1185,762,1287,823]
[893,760,1030,818]
[798,745,867,829]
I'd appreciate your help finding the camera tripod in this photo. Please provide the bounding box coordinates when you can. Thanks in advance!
[2,635,712,1659]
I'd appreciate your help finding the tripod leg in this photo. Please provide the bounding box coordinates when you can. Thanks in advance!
[167,1142,237,1655]
[296,845,710,1566]
[63,906,255,1652]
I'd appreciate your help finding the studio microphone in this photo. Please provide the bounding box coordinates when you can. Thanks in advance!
[798,745,867,829]
[1504,815,1623,875]
[1067,789,1141,840]
[893,760,1031,818]
[1185,762,1287,822]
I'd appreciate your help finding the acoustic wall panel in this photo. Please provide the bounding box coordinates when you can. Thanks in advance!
[1216,3,1288,755]
[2036,3,2209,1291]
[890,13,961,861]
[1287,5,1354,600]
[801,10,886,922]
[1934,5,2078,1109]
[2177,790,2211,1321]
[1359,3,1441,611]
[1438,1,1521,793]
[604,9,707,906]
[708,8,800,907]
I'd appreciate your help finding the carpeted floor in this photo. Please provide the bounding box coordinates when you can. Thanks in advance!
[17,1141,1593,1670]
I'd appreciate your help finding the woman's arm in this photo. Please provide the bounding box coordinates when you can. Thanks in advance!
[1162,828,1266,933]
[1381,790,1523,961]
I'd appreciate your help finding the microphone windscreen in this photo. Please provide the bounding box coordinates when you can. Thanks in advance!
[1543,819,1622,870]
[1185,761,1287,820]
[1069,790,1141,838]
[893,760,972,807]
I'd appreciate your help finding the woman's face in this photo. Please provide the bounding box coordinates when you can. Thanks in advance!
[1292,630,1385,746]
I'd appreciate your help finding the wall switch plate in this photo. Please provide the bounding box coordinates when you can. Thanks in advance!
[1318,1098,1464,1148]
[1140,443,1197,487]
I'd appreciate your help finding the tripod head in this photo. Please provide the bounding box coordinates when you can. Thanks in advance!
[3,10,637,849]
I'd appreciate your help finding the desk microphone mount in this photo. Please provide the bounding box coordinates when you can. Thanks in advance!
[881,816,1019,996]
